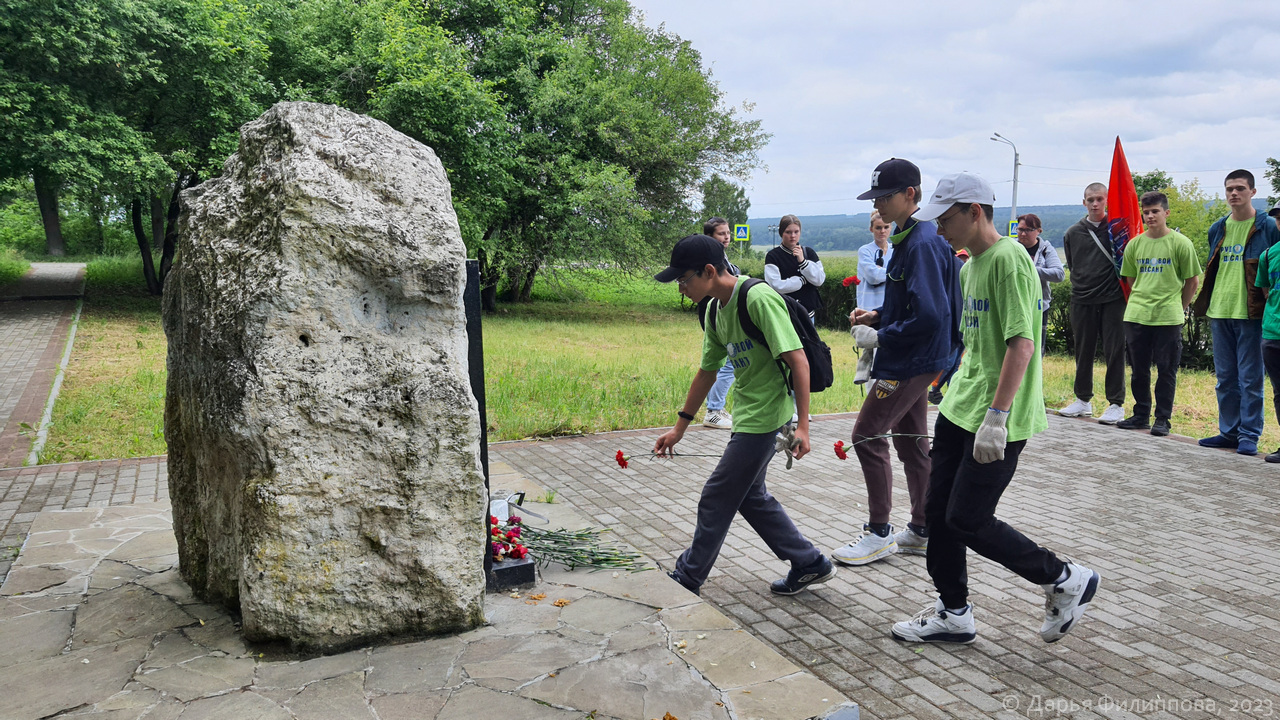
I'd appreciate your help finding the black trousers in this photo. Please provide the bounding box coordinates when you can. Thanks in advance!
[925,414,1064,609]
[1124,322,1182,422]
[1070,299,1127,406]
[1263,339,1280,430]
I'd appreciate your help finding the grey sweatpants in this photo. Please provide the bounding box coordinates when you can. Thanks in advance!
[673,429,823,591]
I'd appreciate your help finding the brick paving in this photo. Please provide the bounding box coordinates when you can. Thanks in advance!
[493,413,1280,719]
[0,457,167,582]
[0,263,85,466]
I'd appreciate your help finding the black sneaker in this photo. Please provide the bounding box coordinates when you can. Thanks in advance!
[666,570,699,596]
[770,556,836,596]
[1115,415,1149,430]
[1267,449,1280,464]
[1150,418,1171,436]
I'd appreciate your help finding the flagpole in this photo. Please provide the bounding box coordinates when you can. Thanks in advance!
[991,132,1020,231]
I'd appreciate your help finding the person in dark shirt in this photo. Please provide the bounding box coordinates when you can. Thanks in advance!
[764,215,825,322]
[1058,183,1127,425]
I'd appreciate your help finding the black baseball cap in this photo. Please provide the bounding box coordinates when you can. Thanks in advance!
[1270,201,1280,218]
[856,158,922,201]
[654,234,724,282]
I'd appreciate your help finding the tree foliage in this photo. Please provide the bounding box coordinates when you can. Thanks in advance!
[2,0,768,300]
[699,175,750,228]
[1265,157,1279,205]
[1132,169,1174,198]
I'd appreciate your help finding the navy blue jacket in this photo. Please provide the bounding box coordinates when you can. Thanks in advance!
[1192,210,1280,320]
[870,219,962,380]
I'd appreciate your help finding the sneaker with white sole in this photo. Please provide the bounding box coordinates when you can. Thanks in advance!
[1097,404,1124,425]
[1040,560,1100,643]
[770,556,837,595]
[831,524,898,566]
[892,599,976,644]
[703,410,732,429]
[893,525,928,556]
[1057,398,1093,418]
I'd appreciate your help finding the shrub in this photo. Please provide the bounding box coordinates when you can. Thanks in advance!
[0,247,30,286]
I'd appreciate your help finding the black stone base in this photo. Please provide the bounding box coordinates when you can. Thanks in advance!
[486,557,536,592]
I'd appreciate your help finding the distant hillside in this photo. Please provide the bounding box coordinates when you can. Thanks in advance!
[746,199,1271,252]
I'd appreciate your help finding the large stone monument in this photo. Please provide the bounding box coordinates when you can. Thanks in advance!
[163,102,486,650]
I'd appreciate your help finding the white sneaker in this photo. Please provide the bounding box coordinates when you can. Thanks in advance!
[893,526,928,556]
[892,599,976,644]
[703,410,732,429]
[1057,398,1093,418]
[1097,404,1124,425]
[831,524,898,566]
[1040,560,1101,643]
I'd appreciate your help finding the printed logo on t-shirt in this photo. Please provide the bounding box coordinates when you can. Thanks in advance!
[963,296,990,329]
[1137,257,1172,273]
[725,339,754,369]
[1220,243,1244,263]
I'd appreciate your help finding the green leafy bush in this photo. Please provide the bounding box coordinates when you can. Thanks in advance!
[0,247,30,286]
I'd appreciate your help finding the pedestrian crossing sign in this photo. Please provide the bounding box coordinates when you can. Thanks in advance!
[1009,220,1018,237]
[734,224,750,242]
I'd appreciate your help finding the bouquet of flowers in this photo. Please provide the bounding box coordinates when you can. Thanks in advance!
[489,514,529,562]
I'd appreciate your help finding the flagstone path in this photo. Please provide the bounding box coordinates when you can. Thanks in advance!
[492,413,1280,719]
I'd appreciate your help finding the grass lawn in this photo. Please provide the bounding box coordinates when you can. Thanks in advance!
[39,263,1280,460]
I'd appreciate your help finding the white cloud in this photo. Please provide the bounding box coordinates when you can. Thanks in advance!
[630,0,1280,216]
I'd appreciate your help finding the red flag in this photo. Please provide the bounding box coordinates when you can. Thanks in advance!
[1106,137,1143,299]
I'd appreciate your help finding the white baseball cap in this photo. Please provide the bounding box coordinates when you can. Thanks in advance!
[915,172,997,222]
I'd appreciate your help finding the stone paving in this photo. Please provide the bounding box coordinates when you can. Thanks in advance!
[0,465,856,720]
[0,262,86,467]
[493,413,1280,719]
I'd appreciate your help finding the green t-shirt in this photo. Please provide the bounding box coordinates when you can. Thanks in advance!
[1256,243,1280,340]
[701,278,802,433]
[1120,229,1201,326]
[1207,217,1252,320]
[938,237,1047,442]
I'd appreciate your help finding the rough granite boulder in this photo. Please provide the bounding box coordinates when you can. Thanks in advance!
[163,101,486,650]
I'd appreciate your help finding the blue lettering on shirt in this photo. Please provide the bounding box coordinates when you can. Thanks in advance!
[962,296,989,329]
[725,339,754,369]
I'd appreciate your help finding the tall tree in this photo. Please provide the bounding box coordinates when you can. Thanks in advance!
[1265,157,1279,205]
[699,174,750,227]
[1132,169,1174,197]
[0,0,171,255]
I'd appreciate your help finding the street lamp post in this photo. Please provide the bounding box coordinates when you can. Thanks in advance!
[991,132,1020,234]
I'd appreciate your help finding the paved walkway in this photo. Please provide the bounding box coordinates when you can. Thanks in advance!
[0,263,86,467]
[493,413,1280,719]
[0,460,856,720]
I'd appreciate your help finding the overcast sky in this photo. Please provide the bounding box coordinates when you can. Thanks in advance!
[629,0,1280,218]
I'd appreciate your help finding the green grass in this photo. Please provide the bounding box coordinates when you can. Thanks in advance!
[40,294,167,463]
[37,266,1280,458]
[0,247,30,287]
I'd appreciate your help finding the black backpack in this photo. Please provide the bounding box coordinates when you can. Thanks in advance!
[704,278,834,393]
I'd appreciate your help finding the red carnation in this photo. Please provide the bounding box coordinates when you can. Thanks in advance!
[842,275,860,287]
[489,515,498,526]
[615,450,630,469]
[508,515,522,525]
[834,440,848,460]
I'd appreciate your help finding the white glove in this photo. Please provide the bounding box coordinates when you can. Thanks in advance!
[973,408,1009,464]
[854,347,875,384]
[774,424,801,469]
[851,325,879,349]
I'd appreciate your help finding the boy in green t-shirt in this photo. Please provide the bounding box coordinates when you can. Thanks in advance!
[1256,201,1280,463]
[652,234,834,597]
[1115,191,1202,436]
[1191,170,1280,456]
[889,172,1099,645]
